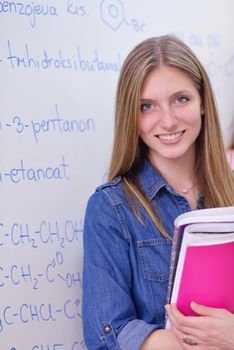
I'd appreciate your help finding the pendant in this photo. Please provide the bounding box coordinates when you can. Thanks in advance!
[180,188,189,194]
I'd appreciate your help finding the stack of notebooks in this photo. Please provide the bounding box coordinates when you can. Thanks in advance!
[166,206,234,327]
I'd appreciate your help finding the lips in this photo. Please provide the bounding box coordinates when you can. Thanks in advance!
[156,130,184,141]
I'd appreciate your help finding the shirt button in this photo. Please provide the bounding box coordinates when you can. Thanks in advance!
[104,326,111,333]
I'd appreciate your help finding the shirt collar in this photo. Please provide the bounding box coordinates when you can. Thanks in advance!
[138,160,169,200]
[138,159,204,209]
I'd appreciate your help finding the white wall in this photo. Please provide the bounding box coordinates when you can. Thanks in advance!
[1,1,234,349]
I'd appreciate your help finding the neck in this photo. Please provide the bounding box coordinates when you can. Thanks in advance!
[149,149,200,210]
[149,150,197,190]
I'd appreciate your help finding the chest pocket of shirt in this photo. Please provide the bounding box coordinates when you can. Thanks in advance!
[137,239,171,282]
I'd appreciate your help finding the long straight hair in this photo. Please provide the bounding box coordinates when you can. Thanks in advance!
[109,35,234,238]
[229,122,234,149]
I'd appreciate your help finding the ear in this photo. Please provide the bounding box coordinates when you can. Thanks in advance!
[201,107,205,115]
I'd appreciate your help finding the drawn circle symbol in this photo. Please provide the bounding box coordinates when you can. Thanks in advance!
[100,0,124,30]
[108,4,118,18]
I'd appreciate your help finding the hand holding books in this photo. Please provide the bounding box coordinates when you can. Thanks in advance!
[166,206,234,328]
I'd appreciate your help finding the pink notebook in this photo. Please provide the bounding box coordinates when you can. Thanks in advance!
[177,240,234,316]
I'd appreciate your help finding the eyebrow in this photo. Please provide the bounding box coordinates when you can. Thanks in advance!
[140,98,155,103]
[140,89,195,101]
[172,89,194,96]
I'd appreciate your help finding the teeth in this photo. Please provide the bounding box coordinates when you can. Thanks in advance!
[158,131,183,140]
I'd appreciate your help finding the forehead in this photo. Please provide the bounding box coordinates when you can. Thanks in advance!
[141,65,198,97]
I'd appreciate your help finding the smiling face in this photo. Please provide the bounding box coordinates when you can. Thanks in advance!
[137,64,202,167]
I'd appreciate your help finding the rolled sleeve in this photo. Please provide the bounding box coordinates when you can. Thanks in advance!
[117,320,158,350]
[83,190,136,349]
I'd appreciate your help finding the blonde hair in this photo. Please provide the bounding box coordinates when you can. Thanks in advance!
[109,35,234,238]
[229,121,234,149]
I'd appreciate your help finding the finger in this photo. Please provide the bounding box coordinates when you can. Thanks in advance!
[170,323,199,349]
[166,305,189,333]
[190,301,230,318]
[167,315,189,349]
[168,304,201,332]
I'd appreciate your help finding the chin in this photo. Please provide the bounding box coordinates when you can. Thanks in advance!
[157,151,189,161]
[158,144,195,159]
[160,150,185,158]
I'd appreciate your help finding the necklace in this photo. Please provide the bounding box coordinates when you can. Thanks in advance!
[177,188,192,194]
[175,182,196,195]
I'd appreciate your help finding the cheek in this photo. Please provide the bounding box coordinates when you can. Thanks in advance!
[193,111,202,131]
[185,108,202,128]
[137,115,157,134]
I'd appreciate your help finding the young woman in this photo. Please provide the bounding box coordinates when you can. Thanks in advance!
[82,35,234,350]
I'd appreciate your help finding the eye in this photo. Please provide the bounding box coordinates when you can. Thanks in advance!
[175,96,189,104]
[140,102,153,112]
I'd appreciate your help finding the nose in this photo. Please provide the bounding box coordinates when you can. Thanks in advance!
[160,105,178,130]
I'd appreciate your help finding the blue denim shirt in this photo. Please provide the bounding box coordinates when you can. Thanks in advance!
[82,160,202,350]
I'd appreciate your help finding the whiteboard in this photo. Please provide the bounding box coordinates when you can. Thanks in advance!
[1,1,234,349]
